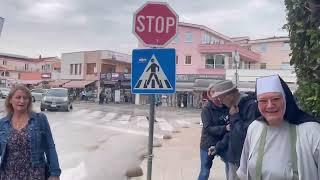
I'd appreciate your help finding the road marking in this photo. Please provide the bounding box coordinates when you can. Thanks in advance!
[87,111,103,119]
[71,121,164,139]
[136,116,149,128]
[101,112,118,122]
[116,114,131,124]
[70,109,90,117]
[157,118,174,132]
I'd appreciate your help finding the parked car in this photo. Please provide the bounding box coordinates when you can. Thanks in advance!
[31,88,48,102]
[0,88,10,99]
[40,88,73,112]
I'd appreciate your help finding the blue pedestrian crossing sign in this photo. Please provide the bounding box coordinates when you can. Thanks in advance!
[132,48,176,94]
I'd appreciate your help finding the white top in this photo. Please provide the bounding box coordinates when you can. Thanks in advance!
[237,120,320,180]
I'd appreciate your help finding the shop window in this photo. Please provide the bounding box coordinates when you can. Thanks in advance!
[260,63,267,69]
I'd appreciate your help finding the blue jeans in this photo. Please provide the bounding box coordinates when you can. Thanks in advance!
[198,148,214,180]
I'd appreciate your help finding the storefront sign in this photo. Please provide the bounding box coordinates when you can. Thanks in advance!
[41,73,51,79]
[100,73,131,81]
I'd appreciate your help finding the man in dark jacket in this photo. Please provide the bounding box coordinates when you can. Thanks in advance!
[208,88,260,180]
[198,83,230,180]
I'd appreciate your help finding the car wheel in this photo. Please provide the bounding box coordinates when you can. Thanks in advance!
[32,96,36,102]
[40,108,45,111]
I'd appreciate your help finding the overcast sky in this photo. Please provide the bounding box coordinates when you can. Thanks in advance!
[0,0,288,58]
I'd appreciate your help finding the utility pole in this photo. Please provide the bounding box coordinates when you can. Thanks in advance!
[0,17,4,37]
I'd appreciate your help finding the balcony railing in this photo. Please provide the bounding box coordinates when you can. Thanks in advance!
[199,44,261,61]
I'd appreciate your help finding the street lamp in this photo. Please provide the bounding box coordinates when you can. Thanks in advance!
[232,50,240,86]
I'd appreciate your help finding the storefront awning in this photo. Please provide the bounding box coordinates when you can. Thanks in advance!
[18,80,43,85]
[62,80,96,88]
[193,79,223,91]
[49,80,71,88]
[176,82,194,91]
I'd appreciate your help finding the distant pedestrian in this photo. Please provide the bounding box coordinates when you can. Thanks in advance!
[99,90,105,104]
[81,90,86,101]
[0,85,61,180]
[198,83,229,180]
[237,75,320,180]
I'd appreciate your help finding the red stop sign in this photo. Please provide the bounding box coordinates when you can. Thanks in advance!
[133,2,179,47]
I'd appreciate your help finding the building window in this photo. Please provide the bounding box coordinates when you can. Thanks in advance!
[205,54,225,69]
[202,33,222,45]
[260,63,267,69]
[87,63,96,74]
[75,64,78,75]
[282,42,290,50]
[79,64,82,75]
[70,64,74,75]
[202,33,210,44]
[172,34,179,43]
[260,43,268,52]
[3,60,7,66]
[205,55,215,68]
[280,62,293,70]
[176,56,178,64]
[244,61,251,69]
[185,56,192,64]
[1,71,9,77]
[185,32,193,43]
[24,64,29,71]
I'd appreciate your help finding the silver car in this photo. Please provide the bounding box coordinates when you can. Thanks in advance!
[31,88,48,102]
[40,88,73,112]
[0,88,10,99]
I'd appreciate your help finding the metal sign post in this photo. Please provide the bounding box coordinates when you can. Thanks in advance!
[132,2,178,179]
[147,94,155,180]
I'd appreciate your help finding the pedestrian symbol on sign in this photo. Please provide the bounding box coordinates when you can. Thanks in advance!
[134,54,172,90]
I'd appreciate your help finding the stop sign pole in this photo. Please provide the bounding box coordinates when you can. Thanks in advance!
[132,2,178,180]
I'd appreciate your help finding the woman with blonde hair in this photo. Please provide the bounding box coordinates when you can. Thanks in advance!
[0,85,61,180]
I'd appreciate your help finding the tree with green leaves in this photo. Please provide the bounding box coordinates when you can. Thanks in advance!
[284,0,320,117]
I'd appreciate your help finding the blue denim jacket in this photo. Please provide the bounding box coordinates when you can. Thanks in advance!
[0,112,61,177]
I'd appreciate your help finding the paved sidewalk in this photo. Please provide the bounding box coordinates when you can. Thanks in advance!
[131,125,226,180]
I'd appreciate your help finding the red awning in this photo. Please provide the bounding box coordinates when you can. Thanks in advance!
[18,80,43,85]
[49,80,71,88]
[62,80,96,88]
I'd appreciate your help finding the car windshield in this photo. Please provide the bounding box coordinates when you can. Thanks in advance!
[46,89,68,97]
